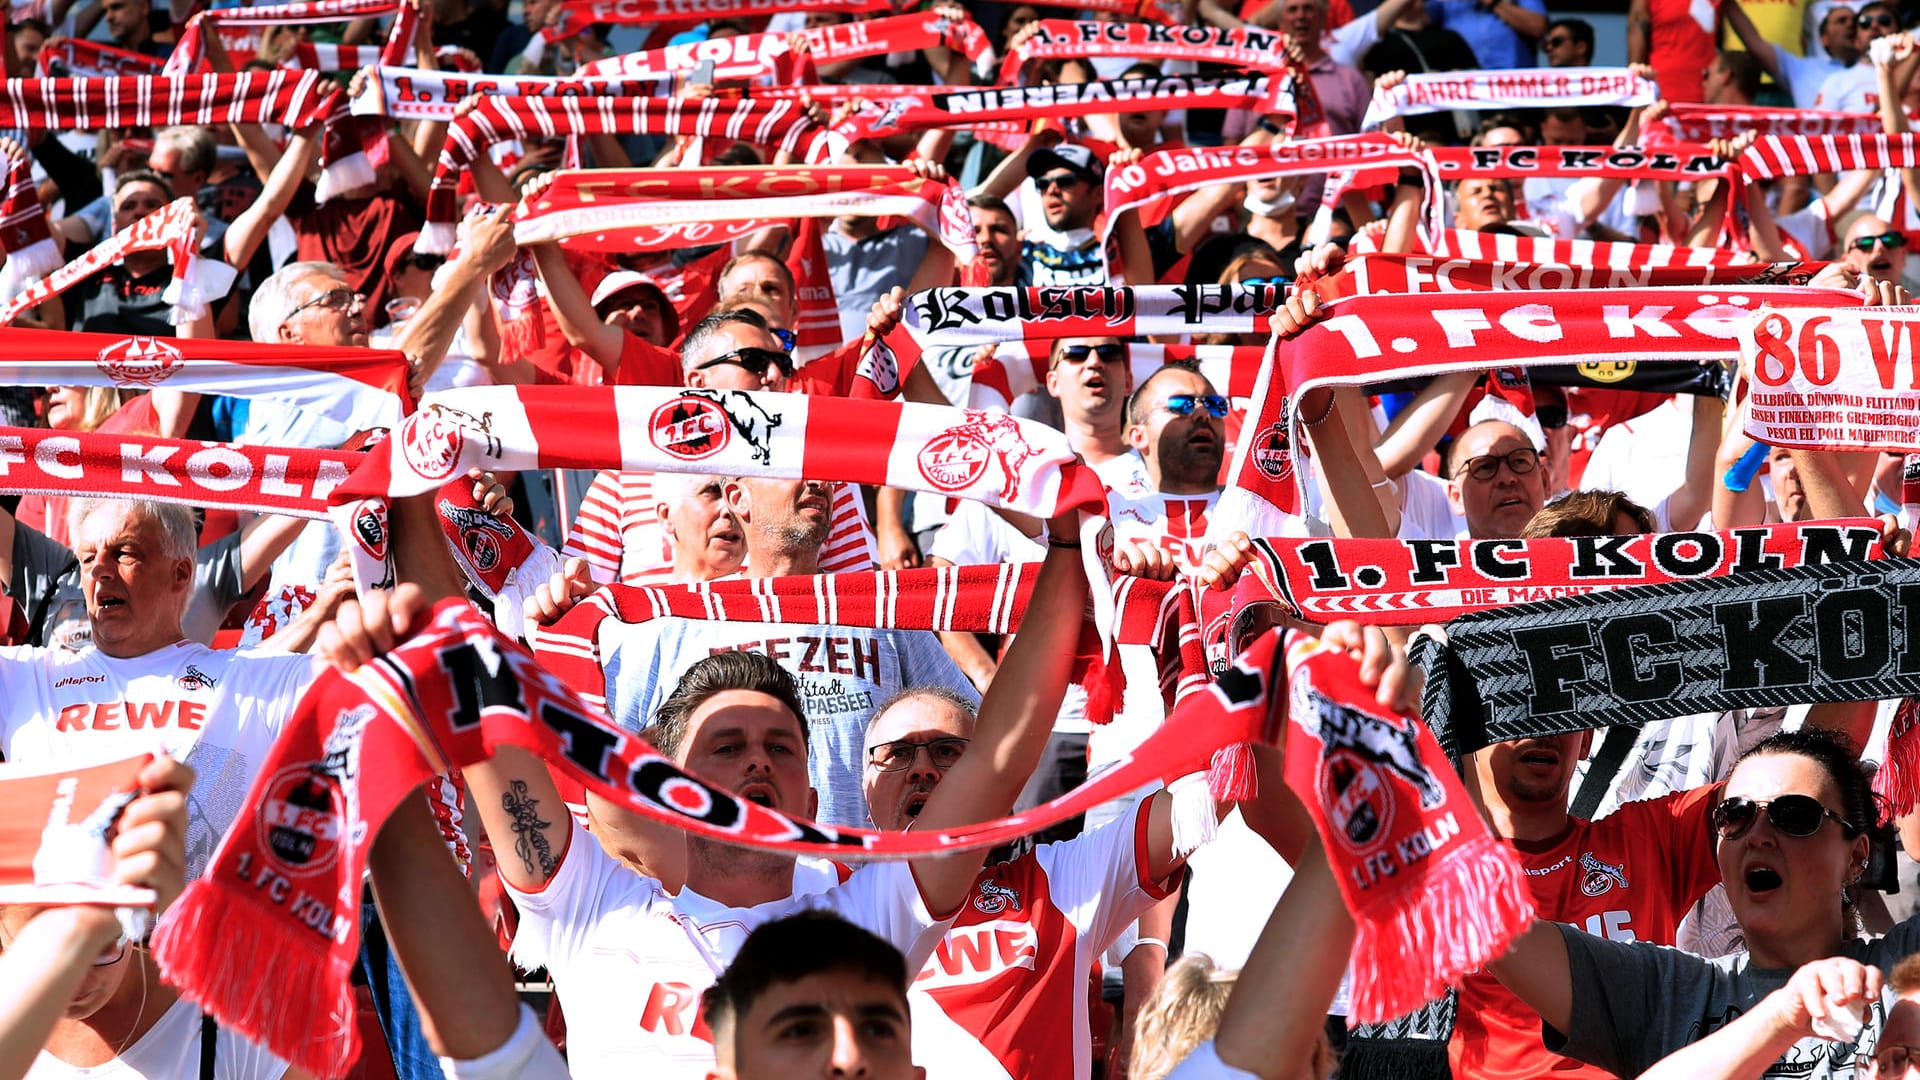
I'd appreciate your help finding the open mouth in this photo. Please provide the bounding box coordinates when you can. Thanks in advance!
[903,791,931,819]
[739,782,777,808]
[1516,745,1560,768]
[1745,864,1784,895]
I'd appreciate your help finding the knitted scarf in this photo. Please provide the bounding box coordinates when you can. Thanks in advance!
[164,0,416,75]
[1426,143,1731,183]
[546,0,890,40]
[1386,227,1778,265]
[350,66,666,122]
[1306,253,1824,300]
[231,41,387,72]
[1736,304,1920,452]
[1739,133,1920,181]
[578,11,992,82]
[0,752,154,908]
[1361,66,1657,130]
[1645,103,1884,145]
[0,425,353,518]
[1236,523,1884,625]
[903,284,1285,347]
[420,97,830,251]
[35,38,164,77]
[998,20,1290,83]
[831,74,1291,146]
[1283,638,1534,1024]
[153,600,1283,1075]
[510,166,978,265]
[1411,558,1920,759]
[0,72,339,129]
[0,197,230,326]
[0,151,61,305]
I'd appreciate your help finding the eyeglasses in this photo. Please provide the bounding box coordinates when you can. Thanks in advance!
[1543,34,1572,47]
[1161,393,1231,418]
[1710,794,1859,841]
[696,346,794,379]
[1864,1042,1920,1075]
[866,736,969,773]
[1037,172,1086,193]
[92,939,128,968]
[1852,232,1908,252]
[1862,12,1898,29]
[1453,447,1540,482]
[286,287,363,320]
[1057,343,1126,364]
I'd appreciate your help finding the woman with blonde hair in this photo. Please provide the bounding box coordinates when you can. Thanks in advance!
[1131,954,1239,1080]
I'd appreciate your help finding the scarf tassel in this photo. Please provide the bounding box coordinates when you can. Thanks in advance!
[151,877,362,1078]
[164,256,238,325]
[0,236,63,303]
[1344,832,1535,1025]
[1875,697,1920,821]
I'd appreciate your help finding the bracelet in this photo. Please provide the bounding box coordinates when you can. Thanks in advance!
[1132,937,1170,954]
[1298,394,1339,427]
[1048,537,1082,550]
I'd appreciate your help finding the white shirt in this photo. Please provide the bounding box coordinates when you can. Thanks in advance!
[506,819,953,1080]
[1815,62,1878,112]
[27,995,289,1079]
[1579,397,1696,529]
[0,642,313,881]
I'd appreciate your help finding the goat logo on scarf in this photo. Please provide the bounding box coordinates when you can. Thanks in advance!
[348,499,389,561]
[402,403,501,481]
[1252,420,1293,482]
[1579,851,1628,897]
[868,97,912,131]
[918,411,1039,499]
[973,878,1022,914]
[96,336,184,387]
[1296,680,1446,854]
[439,498,513,572]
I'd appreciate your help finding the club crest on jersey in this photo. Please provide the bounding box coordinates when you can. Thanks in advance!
[96,336,185,387]
[1299,687,1445,855]
[918,411,1039,501]
[1252,421,1292,482]
[1580,852,1629,897]
[177,664,217,691]
[973,878,1022,914]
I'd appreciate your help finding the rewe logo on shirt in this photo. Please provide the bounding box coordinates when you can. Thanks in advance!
[916,920,1038,989]
[55,700,206,732]
[636,982,715,1042]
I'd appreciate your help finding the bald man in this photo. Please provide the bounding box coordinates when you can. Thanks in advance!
[1842,215,1908,285]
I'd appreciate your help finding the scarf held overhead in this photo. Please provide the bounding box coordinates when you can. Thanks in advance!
[0,197,230,326]
[0,72,339,130]
[546,0,890,39]
[1306,253,1823,300]
[579,11,991,82]
[904,284,1285,347]
[1362,66,1657,130]
[998,20,1291,83]
[832,74,1292,146]
[1736,305,1920,452]
[164,0,416,74]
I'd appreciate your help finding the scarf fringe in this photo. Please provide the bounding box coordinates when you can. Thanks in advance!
[1345,832,1536,1025]
[163,256,238,325]
[416,220,458,255]
[0,236,62,303]
[1167,771,1220,858]
[152,877,362,1078]
[317,150,377,205]
[1876,697,1920,821]
[1206,740,1257,803]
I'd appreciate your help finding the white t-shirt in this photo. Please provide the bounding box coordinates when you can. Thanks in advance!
[1579,397,1696,528]
[1165,1040,1259,1080]
[1815,62,1878,112]
[1395,469,1466,540]
[27,995,289,1079]
[0,642,313,881]
[911,799,1172,1080]
[1779,50,1846,109]
[506,818,952,1080]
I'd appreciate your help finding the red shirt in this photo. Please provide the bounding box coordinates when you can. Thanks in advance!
[1449,782,1723,1079]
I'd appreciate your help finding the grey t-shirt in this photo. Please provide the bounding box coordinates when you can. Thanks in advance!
[822,225,930,344]
[1549,917,1920,1078]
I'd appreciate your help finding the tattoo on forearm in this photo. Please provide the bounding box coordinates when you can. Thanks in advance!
[502,780,557,879]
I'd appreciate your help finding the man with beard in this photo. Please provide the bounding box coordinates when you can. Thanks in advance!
[464,508,1090,1078]
[1021,145,1108,287]
[1113,361,1226,568]
[1841,213,1909,286]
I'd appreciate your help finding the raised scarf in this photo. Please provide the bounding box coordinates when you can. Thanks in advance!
[1735,304,1920,452]
[0,71,339,130]
[154,601,1284,1074]
[35,38,164,78]
[0,150,61,305]
[0,425,354,518]
[1426,143,1731,183]
[830,74,1292,146]
[0,752,153,908]
[164,0,416,75]
[1283,638,1534,1024]
[998,20,1290,83]
[1645,103,1885,145]
[350,66,667,122]
[1306,253,1824,300]
[232,41,387,72]
[510,166,978,266]
[1396,226,1774,265]
[0,197,230,326]
[420,96,830,251]
[545,0,890,41]
[578,11,991,83]
[1361,66,1656,131]
[1738,133,1920,181]
[1236,523,1884,625]
[902,284,1285,347]
[1411,559,1920,758]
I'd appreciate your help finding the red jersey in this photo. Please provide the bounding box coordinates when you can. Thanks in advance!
[1449,782,1723,1079]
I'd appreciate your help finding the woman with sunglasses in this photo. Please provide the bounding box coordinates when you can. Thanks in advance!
[1491,728,1911,1078]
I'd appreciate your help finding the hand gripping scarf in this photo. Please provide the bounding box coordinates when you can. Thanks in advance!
[1361,66,1657,131]
[579,11,992,83]
[1282,638,1534,1023]
[1736,305,1920,452]
[1306,253,1826,301]
[0,152,61,305]
[1425,143,1732,184]
[0,197,231,326]
[998,20,1290,83]
[1644,103,1885,145]
[831,74,1292,147]
[35,38,165,78]
[546,0,890,41]
[154,600,1287,1075]
[510,165,979,265]
[164,0,417,75]
[1236,522,1885,625]
[0,752,154,908]
[1738,134,1920,181]
[420,96,831,252]
[1217,286,1861,538]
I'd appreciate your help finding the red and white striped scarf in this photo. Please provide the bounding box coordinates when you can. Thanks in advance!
[0,197,226,326]
[510,166,978,266]
[1425,143,1732,183]
[0,425,355,519]
[1361,66,1656,131]
[229,41,386,72]
[545,0,889,41]
[579,11,991,83]
[349,65,664,122]
[1736,305,1920,452]
[0,72,339,130]
[1383,226,1770,265]
[997,20,1290,83]
[421,97,830,252]
[1644,103,1885,145]
[832,74,1291,146]
[1304,253,1818,299]
[0,151,61,305]
[1738,134,1920,181]
[164,0,416,75]
[35,38,164,78]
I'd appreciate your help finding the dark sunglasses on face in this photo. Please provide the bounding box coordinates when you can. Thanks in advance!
[1852,231,1908,252]
[1544,34,1571,46]
[1862,12,1898,29]
[1162,393,1231,418]
[1454,446,1540,482]
[1058,343,1126,364]
[696,346,794,378]
[1710,794,1859,841]
[1037,172,1086,193]
[404,252,446,273]
[772,327,797,352]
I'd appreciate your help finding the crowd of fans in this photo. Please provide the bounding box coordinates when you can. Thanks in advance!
[5,0,1920,1078]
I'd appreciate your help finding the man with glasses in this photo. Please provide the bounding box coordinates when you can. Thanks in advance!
[1021,145,1108,287]
[1445,419,1550,540]
[1542,18,1594,66]
[1842,215,1910,285]
[1723,1,1859,110]
[1116,362,1229,569]
[1816,0,1903,112]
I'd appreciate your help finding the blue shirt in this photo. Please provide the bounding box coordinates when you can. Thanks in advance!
[1426,0,1546,70]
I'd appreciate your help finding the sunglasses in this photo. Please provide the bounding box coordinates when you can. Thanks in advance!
[696,346,794,379]
[1161,393,1231,418]
[1454,446,1540,482]
[1058,343,1126,364]
[1862,12,1898,28]
[867,736,970,773]
[1037,172,1087,193]
[1851,231,1908,252]
[1543,34,1572,46]
[1710,794,1858,841]
[403,252,445,273]
[772,327,797,352]
[286,287,362,320]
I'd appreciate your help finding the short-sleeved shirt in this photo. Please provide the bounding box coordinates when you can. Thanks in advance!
[505,817,954,1080]
[67,261,175,337]
[26,995,290,1079]
[1426,0,1547,70]
[1777,50,1846,110]
[1449,783,1724,1080]
[823,225,929,343]
[1548,914,1920,1079]
[286,184,425,313]
[0,641,315,880]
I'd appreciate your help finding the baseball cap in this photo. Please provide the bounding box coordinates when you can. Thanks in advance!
[1027,144,1103,183]
[591,270,681,340]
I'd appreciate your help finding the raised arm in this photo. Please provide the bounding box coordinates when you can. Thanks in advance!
[395,206,518,394]
[1720,1,1782,78]
[222,124,320,270]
